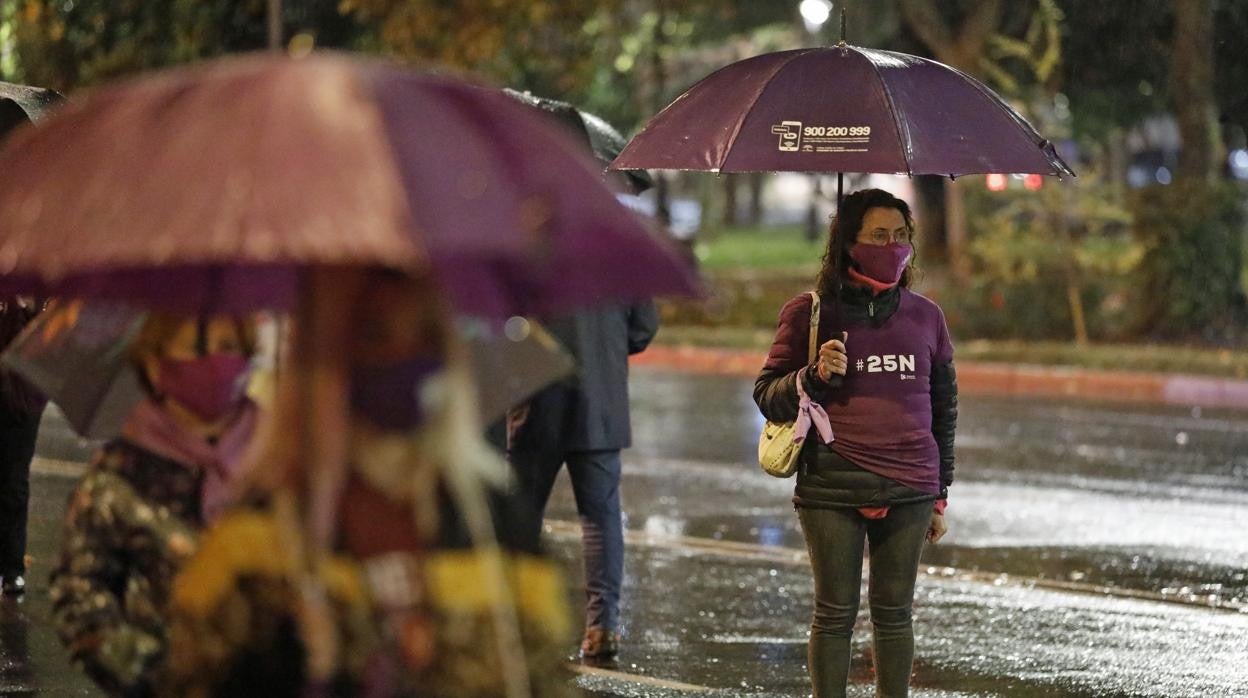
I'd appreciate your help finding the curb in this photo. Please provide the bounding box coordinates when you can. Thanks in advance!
[632,345,1248,411]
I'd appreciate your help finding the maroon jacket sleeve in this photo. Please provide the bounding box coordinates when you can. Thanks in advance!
[754,294,825,424]
[762,293,815,372]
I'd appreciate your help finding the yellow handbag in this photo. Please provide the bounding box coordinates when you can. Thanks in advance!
[757,291,821,478]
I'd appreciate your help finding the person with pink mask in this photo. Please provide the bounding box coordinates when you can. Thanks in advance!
[49,312,258,697]
[754,189,958,698]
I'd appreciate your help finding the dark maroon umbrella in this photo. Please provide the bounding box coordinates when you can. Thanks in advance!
[612,45,1074,184]
[0,53,697,316]
[0,81,63,137]
[504,88,653,194]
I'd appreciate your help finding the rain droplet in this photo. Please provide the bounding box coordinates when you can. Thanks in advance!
[503,316,530,341]
[1175,431,1189,446]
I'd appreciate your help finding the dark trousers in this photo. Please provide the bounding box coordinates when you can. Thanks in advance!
[797,501,931,698]
[0,408,40,575]
[510,447,624,632]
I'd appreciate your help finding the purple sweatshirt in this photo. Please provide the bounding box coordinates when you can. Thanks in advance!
[764,289,954,496]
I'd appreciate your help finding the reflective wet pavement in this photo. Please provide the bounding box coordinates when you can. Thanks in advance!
[6,369,1248,696]
[551,369,1248,696]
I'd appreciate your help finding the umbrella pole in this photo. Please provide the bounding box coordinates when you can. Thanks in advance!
[837,172,843,208]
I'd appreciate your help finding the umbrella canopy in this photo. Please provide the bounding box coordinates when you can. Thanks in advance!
[612,45,1074,178]
[504,89,653,193]
[0,53,696,316]
[1,299,146,439]
[2,301,576,439]
[0,81,63,136]
[461,317,575,424]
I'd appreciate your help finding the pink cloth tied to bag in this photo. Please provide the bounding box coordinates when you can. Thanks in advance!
[793,368,834,447]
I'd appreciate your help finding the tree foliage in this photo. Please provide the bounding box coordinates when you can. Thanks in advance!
[11,0,357,90]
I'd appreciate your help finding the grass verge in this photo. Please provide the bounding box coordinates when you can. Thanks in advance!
[654,325,1248,379]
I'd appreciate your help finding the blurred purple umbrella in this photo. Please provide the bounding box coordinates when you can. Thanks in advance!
[0,53,697,315]
[611,44,1074,193]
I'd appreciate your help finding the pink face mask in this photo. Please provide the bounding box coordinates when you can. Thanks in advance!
[849,242,912,285]
[155,354,251,422]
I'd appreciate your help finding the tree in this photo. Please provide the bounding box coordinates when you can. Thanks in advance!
[1130,0,1243,340]
[897,0,1062,285]
[10,0,358,90]
[1169,0,1220,183]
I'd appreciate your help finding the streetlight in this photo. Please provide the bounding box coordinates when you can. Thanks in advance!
[800,0,833,35]
[801,0,833,241]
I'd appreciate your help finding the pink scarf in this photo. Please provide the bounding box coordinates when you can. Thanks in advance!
[846,266,898,295]
[120,398,258,524]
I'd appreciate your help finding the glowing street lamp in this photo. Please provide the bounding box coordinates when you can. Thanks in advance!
[800,0,834,35]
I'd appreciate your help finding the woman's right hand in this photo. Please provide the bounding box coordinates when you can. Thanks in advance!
[817,332,849,380]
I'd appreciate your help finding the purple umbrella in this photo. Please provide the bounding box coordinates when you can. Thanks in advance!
[0,53,698,315]
[611,43,1074,196]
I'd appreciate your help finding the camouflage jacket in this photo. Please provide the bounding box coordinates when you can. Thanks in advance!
[49,440,203,697]
[163,478,579,698]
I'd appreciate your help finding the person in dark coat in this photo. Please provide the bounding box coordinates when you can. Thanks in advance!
[508,301,659,664]
[0,296,48,595]
[0,80,64,596]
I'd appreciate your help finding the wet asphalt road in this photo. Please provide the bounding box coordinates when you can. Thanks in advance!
[7,367,1248,696]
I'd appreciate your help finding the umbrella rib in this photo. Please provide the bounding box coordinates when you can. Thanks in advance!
[718,49,816,173]
[855,48,914,178]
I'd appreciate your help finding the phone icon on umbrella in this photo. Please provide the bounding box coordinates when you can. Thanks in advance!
[771,120,802,152]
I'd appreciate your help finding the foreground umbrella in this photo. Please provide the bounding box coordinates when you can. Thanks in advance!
[0,53,697,316]
[505,89,653,193]
[0,81,63,135]
[612,44,1074,195]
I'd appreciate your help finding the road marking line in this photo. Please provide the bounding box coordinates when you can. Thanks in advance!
[31,456,88,479]
[571,664,715,692]
[35,457,1242,614]
[544,519,1246,614]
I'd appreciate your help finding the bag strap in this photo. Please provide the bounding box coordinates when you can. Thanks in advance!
[807,291,821,364]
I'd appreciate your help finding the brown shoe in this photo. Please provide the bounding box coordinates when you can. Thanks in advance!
[579,627,620,666]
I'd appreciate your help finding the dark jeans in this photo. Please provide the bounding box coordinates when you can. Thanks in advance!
[0,408,40,576]
[797,501,931,698]
[511,448,623,632]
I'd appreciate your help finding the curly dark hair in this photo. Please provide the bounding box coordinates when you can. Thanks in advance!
[815,188,917,300]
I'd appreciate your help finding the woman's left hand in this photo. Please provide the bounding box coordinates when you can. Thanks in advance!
[926,513,947,543]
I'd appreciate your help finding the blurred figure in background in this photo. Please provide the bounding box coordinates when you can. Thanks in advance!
[0,82,61,598]
[50,312,259,696]
[165,269,576,698]
[507,301,658,665]
[0,295,48,595]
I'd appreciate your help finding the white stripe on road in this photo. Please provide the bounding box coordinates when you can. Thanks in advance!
[571,664,715,693]
[32,456,88,479]
[37,458,1241,613]
[543,519,1246,614]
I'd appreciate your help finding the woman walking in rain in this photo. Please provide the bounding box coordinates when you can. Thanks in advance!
[50,311,259,696]
[754,189,957,698]
[163,269,576,698]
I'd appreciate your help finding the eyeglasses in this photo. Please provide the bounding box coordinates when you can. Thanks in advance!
[860,229,914,245]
